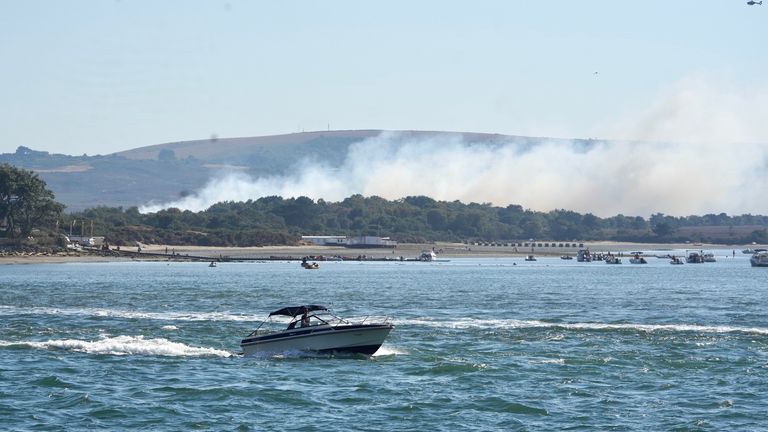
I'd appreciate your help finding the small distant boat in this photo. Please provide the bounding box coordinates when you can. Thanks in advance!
[418,250,438,262]
[628,252,646,264]
[209,261,217,267]
[301,257,320,270]
[560,255,573,260]
[750,251,768,267]
[670,256,684,265]
[686,250,704,264]
[605,255,621,264]
[703,252,717,263]
[576,249,592,262]
[525,255,537,262]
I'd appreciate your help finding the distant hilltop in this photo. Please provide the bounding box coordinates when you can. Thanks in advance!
[0,130,583,211]
[113,129,546,163]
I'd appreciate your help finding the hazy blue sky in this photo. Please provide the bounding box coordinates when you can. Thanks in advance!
[1,0,766,155]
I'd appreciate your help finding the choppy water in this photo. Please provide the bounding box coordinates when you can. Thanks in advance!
[2,251,767,430]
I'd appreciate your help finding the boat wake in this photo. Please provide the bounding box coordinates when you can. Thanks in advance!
[0,305,259,322]
[398,317,768,336]
[0,335,233,358]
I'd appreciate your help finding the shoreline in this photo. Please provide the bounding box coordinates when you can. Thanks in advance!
[1,241,762,265]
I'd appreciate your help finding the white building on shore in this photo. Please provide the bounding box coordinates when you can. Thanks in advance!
[301,235,397,248]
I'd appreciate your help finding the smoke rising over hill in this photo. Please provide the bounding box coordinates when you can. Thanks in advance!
[139,133,767,216]
[140,76,768,216]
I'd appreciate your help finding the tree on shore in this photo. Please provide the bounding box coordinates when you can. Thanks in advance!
[0,164,64,239]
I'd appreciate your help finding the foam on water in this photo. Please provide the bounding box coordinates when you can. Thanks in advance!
[372,345,407,357]
[0,335,233,358]
[0,305,259,322]
[397,317,768,336]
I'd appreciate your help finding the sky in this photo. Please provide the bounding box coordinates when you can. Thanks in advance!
[1,0,767,156]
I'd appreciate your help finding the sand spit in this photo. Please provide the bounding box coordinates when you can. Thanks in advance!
[1,241,758,265]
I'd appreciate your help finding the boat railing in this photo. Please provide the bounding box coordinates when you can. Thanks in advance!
[245,312,392,338]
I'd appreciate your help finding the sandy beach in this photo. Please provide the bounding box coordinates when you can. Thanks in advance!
[2,241,761,265]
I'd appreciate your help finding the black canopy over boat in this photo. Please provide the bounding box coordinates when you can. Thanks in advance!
[268,305,328,317]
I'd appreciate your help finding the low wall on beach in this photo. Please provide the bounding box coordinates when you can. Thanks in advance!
[465,241,586,255]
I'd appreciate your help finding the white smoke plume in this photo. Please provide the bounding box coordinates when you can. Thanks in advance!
[141,77,768,217]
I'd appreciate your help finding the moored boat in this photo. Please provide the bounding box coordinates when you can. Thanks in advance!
[240,305,394,356]
[750,251,768,267]
[670,256,684,265]
[418,250,438,261]
[686,250,704,264]
[576,249,592,262]
[301,257,320,269]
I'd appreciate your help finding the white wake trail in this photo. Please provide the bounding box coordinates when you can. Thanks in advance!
[398,317,768,336]
[0,335,233,358]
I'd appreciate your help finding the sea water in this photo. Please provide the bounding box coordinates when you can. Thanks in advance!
[1,252,767,430]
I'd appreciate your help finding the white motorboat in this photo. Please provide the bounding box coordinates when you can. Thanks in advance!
[670,256,684,265]
[751,251,768,267]
[576,249,592,262]
[686,250,704,264]
[418,250,438,261]
[629,255,647,264]
[240,305,394,356]
[703,252,716,263]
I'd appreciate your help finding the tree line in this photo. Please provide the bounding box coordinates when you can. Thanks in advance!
[3,163,767,246]
[67,196,767,247]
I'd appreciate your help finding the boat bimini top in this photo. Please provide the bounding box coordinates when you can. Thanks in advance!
[268,305,328,317]
[246,304,355,337]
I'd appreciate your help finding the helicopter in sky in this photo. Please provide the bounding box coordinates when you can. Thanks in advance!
[747,0,762,5]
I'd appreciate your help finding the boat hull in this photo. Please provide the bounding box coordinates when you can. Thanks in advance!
[240,324,394,356]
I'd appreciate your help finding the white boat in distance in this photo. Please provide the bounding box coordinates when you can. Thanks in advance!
[629,252,647,264]
[240,305,394,356]
[751,250,768,267]
[686,250,705,264]
[670,256,684,265]
[418,250,438,261]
